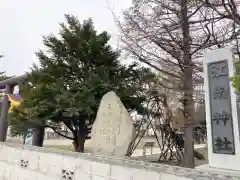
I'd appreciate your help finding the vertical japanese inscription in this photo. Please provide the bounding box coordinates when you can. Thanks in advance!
[208,60,235,154]
[98,103,121,149]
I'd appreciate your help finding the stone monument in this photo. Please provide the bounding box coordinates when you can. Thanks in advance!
[203,48,240,170]
[91,91,135,156]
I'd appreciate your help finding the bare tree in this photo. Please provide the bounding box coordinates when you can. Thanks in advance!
[204,0,240,25]
[116,0,236,168]
[203,0,240,58]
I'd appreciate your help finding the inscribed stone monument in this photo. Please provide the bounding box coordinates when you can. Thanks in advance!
[203,48,240,170]
[207,60,235,154]
[91,91,135,156]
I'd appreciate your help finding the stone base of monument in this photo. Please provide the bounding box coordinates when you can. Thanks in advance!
[196,164,240,177]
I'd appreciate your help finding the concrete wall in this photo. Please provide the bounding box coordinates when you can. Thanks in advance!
[0,142,239,180]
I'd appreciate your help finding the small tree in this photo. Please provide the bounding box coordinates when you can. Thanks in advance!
[9,111,32,144]
[11,14,156,152]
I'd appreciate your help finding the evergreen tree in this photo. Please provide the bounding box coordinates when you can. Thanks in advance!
[11,14,155,152]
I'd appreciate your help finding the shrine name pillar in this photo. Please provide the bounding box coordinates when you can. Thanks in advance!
[0,84,12,141]
[203,48,240,170]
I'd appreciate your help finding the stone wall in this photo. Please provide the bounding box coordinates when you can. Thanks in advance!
[0,142,239,180]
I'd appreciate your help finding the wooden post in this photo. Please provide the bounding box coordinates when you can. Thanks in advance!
[142,146,146,159]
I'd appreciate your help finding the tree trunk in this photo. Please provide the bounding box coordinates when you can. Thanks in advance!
[183,125,194,167]
[73,133,85,152]
[23,133,26,145]
[180,0,195,168]
[32,126,45,147]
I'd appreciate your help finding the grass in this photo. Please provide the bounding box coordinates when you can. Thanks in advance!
[44,145,92,153]
[130,147,208,167]
[45,145,209,167]
[8,136,209,167]
[45,145,74,151]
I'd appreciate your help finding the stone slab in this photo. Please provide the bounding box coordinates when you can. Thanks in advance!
[91,91,135,156]
[203,48,240,170]
[207,60,235,154]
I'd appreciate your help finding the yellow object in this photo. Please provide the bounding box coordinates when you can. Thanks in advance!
[8,94,21,112]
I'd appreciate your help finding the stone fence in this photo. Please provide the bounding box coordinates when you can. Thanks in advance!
[0,142,239,180]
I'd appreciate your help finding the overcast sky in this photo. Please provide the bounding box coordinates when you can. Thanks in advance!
[0,0,131,76]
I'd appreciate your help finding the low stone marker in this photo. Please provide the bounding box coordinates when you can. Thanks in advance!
[91,91,135,156]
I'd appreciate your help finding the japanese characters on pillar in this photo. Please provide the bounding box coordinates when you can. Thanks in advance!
[208,60,235,154]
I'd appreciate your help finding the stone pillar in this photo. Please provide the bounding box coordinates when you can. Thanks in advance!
[203,48,240,170]
[0,84,11,142]
[32,126,45,147]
